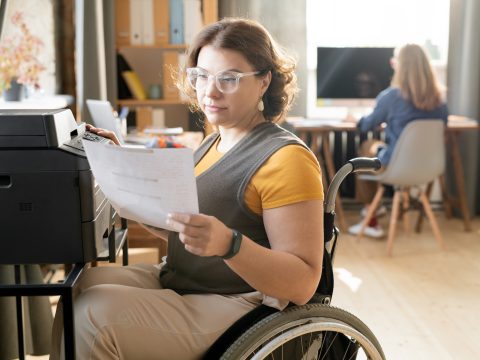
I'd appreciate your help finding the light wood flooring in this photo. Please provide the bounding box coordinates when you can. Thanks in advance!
[332,210,480,360]
[23,211,480,360]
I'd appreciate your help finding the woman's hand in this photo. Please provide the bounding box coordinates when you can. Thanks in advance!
[343,113,358,123]
[86,124,121,146]
[167,213,232,257]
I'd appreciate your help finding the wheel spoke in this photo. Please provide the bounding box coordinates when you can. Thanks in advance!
[320,332,339,360]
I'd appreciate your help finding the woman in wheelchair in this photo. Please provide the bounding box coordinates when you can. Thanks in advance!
[51,18,326,359]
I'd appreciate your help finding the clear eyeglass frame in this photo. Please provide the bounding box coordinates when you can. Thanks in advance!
[186,67,262,94]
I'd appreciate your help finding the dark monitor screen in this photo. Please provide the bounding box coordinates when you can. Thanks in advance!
[316,47,394,100]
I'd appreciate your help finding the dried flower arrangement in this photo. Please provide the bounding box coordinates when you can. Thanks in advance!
[0,11,46,94]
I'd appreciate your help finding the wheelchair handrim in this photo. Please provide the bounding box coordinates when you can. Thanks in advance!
[240,317,383,360]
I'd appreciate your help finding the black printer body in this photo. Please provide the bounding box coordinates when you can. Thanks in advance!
[0,109,113,264]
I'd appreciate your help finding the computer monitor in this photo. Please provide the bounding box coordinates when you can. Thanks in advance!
[316,47,394,106]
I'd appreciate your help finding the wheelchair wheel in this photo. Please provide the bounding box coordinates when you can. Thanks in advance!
[220,304,385,360]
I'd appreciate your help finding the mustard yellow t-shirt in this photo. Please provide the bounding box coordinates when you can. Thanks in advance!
[195,137,324,215]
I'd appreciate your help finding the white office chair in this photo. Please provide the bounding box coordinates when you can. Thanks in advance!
[357,120,446,256]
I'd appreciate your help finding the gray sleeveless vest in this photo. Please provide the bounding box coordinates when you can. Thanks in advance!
[159,122,307,294]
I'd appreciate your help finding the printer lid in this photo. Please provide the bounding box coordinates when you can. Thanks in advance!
[0,109,79,148]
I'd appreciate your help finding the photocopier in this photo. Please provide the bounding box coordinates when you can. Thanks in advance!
[0,109,119,264]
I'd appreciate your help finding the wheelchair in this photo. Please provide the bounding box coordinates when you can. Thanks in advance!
[204,158,386,360]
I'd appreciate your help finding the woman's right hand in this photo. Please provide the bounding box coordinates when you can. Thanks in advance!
[86,124,121,145]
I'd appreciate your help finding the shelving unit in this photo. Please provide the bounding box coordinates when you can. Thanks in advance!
[119,44,188,50]
[114,0,218,131]
[113,0,217,255]
[117,99,186,106]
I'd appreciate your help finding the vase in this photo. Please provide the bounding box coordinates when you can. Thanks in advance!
[3,78,24,101]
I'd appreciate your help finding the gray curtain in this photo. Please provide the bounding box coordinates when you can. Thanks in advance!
[219,0,307,118]
[75,0,117,123]
[447,0,480,215]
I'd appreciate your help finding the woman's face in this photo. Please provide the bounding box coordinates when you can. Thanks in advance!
[195,45,270,129]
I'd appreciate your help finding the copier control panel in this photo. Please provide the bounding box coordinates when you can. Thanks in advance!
[61,123,111,156]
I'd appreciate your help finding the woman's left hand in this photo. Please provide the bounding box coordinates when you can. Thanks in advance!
[167,213,232,257]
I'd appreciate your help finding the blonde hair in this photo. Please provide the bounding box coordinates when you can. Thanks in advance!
[176,18,298,123]
[391,44,443,111]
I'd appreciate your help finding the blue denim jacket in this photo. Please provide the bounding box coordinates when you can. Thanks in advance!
[357,87,448,165]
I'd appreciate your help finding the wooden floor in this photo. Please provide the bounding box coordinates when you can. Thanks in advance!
[24,211,480,360]
[332,211,480,360]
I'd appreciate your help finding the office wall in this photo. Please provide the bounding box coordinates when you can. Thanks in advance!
[219,0,307,118]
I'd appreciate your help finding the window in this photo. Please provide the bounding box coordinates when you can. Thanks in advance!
[306,0,450,116]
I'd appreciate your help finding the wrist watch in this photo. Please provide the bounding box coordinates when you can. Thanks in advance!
[222,229,243,260]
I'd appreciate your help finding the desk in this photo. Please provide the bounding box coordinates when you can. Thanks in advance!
[442,116,480,231]
[287,116,479,232]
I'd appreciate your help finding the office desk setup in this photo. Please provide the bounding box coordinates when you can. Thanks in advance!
[287,115,479,232]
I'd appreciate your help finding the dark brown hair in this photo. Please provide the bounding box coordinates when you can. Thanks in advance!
[177,18,298,122]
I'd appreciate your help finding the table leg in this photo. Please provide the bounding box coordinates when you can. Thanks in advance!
[62,287,75,360]
[438,174,453,219]
[14,265,25,360]
[448,131,472,231]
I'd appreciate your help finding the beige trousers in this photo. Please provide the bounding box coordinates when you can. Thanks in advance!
[355,139,386,204]
[50,264,262,360]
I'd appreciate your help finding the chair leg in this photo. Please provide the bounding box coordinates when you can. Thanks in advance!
[418,190,445,250]
[386,190,402,256]
[402,189,410,234]
[357,186,384,240]
[415,182,433,233]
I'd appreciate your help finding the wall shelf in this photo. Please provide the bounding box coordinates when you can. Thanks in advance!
[115,0,217,131]
[118,44,188,51]
[117,99,188,106]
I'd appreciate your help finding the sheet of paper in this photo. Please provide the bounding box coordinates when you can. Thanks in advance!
[82,140,199,231]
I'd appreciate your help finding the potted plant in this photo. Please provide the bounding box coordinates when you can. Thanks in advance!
[0,11,45,101]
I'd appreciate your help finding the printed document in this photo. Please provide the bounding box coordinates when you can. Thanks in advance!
[83,141,199,231]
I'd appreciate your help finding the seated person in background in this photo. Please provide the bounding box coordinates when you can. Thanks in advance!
[50,18,324,359]
[347,43,448,238]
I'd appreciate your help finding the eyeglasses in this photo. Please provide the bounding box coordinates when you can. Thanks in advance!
[186,67,262,94]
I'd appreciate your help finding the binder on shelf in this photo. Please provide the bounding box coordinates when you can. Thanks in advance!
[129,0,143,45]
[202,0,218,25]
[163,51,180,100]
[122,71,148,100]
[116,0,131,46]
[152,108,166,128]
[136,106,153,131]
[153,0,169,45]
[183,0,203,45]
[141,0,155,45]
[117,53,133,99]
[169,0,184,44]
